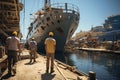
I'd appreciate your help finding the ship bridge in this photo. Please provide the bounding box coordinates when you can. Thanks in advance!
[0,0,23,44]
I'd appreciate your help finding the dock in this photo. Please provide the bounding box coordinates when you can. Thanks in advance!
[0,49,90,80]
[78,48,120,54]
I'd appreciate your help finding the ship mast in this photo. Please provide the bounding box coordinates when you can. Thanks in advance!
[44,0,51,9]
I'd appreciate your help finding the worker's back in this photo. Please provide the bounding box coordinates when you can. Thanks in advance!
[6,36,19,51]
[29,41,37,49]
[45,37,56,53]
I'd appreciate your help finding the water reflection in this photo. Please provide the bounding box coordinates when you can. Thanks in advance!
[64,49,120,80]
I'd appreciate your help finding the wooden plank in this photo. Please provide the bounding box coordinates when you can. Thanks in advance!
[54,62,68,80]
[0,55,7,78]
[0,55,7,63]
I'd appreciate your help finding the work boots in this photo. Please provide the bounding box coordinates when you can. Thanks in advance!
[46,68,49,73]
[50,67,54,73]
[12,66,16,75]
[46,67,54,73]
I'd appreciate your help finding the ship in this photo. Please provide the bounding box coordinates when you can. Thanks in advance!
[26,0,80,53]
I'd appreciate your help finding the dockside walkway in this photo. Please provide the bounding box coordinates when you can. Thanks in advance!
[0,49,89,80]
[78,48,120,54]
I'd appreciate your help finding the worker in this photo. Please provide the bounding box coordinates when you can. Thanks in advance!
[29,37,37,63]
[45,32,56,73]
[5,31,21,75]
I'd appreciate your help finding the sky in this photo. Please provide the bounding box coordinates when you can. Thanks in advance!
[20,0,120,39]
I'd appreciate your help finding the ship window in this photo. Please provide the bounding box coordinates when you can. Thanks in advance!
[36,25,38,28]
[8,12,10,15]
[30,23,33,26]
[70,29,73,33]
[76,16,79,21]
[51,21,54,24]
[54,11,58,13]
[34,19,37,23]
[37,29,39,32]
[39,22,41,24]
[41,26,46,30]
[72,10,75,14]
[56,27,64,34]
[35,26,36,29]
[38,22,41,25]
[57,20,60,24]
[35,24,39,29]
[46,23,49,27]
[50,14,52,16]
[42,20,44,23]
[46,17,50,21]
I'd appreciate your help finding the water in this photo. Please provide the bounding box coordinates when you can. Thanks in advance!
[63,50,120,80]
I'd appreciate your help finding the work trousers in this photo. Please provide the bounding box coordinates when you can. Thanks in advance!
[7,50,18,73]
[30,48,36,62]
[46,53,54,70]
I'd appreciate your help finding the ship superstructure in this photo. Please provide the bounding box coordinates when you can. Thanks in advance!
[26,0,80,53]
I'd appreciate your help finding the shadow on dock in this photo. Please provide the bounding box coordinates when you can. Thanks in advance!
[41,73,56,80]
[1,72,14,80]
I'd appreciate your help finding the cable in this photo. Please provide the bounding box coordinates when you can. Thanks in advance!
[29,0,36,14]
[22,0,25,39]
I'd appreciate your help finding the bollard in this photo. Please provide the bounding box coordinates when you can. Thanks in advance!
[89,71,96,80]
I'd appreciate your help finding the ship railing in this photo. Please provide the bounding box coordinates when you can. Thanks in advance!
[51,3,80,16]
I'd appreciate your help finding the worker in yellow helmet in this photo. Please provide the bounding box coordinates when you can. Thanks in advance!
[12,31,17,36]
[5,31,21,75]
[29,37,37,63]
[44,32,56,73]
[49,32,54,36]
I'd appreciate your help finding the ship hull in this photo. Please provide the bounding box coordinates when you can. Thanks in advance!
[27,3,80,54]
[38,14,78,52]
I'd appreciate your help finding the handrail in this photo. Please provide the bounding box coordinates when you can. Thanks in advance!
[51,3,79,15]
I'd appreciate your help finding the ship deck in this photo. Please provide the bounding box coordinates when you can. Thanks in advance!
[0,49,89,80]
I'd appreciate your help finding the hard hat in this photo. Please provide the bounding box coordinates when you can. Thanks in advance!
[49,32,54,36]
[12,31,17,36]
